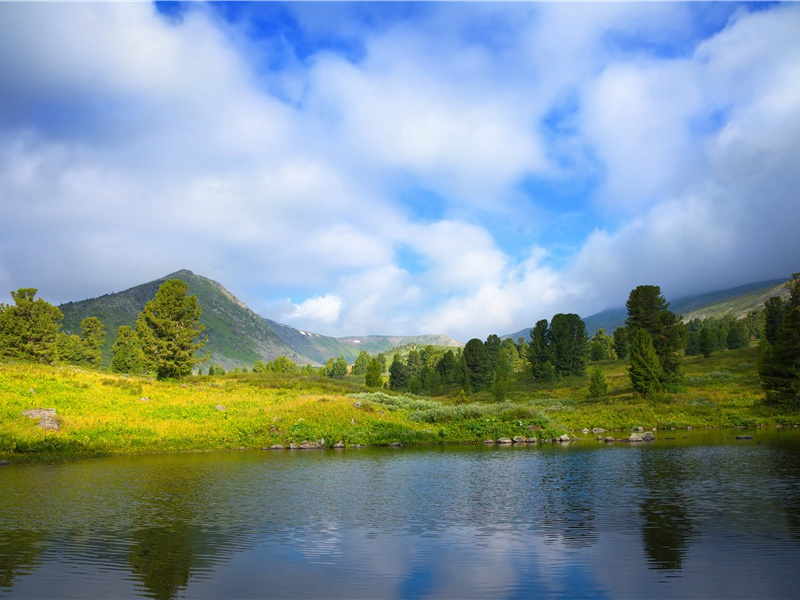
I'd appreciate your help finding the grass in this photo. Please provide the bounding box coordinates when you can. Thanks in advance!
[1,345,798,459]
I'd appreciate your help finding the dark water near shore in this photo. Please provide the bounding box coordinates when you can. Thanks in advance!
[2,429,800,599]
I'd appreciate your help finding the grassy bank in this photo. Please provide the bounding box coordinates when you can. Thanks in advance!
[1,345,798,459]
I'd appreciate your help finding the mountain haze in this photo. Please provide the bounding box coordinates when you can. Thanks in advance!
[59,270,461,369]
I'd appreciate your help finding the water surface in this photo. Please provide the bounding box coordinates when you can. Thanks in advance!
[2,429,799,599]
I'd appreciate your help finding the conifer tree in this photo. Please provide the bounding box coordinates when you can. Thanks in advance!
[135,280,207,379]
[0,288,63,363]
[625,284,686,385]
[628,328,663,398]
[759,273,800,407]
[365,357,383,388]
[588,367,608,397]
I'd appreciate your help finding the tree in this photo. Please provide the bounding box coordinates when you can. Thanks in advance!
[463,338,491,391]
[80,317,106,366]
[0,288,63,363]
[726,320,750,350]
[500,337,522,372]
[329,357,348,379]
[406,350,422,381]
[625,285,686,385]
[55,333,87,366]
[612,327,630,360]
[548,313,588,377]
[272,356,298,374]
[135,280,207,379]
[491,350,512,401]
[484,334,502,376]
[351,350,370,376]
[588,367,608,398]
[628,328,663,398]
[764,296,788,345]
[528,320,551,380]
[699,326,718,358]
[365,357,383,388]
[759,274,800,407]
[56,317,106,367]
[588,328,616,361]
[436,350,458,384]
[389,354,409,390]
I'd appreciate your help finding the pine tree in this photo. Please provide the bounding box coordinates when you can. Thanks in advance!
[548,313,588,377]
[588,367,608,397]
[528,320,551,379]
[135,280,207,379]
[365,357,383,388]
[628,328,663,398]
[625,285,686,385]
[759,274,800,407]
[351,350,370,376]
[463,338,491,391]
[111,325,145,375]
[0,288,63,363]
[389,354,409,390]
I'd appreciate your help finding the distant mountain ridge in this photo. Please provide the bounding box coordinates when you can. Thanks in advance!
[59,270,462,369]
[505,277,791,341]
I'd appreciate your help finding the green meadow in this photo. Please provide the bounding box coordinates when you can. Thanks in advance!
[1,344,797,459]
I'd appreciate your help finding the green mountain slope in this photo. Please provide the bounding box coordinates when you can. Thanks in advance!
[59,270,462,369]
[60,270,299,369]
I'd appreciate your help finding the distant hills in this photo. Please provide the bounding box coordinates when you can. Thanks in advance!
[59,270,791,368]
[59,270,461,369]
[505,277,791,341]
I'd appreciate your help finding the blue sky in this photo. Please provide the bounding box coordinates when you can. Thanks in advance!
[1,1,798,341]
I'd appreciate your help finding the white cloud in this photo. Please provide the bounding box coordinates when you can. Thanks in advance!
[289,294,343,324]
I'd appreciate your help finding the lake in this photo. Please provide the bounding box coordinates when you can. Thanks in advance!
[2,429,800,599]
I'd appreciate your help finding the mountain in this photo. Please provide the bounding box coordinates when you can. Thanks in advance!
[505,277,791,340]
[59,270,462,369]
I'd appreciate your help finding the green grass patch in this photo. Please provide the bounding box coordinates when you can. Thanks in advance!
[1,344,798,459]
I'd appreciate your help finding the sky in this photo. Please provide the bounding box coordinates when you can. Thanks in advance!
[0,1,798,342]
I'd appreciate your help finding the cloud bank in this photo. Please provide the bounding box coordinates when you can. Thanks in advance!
[0,2,798,341]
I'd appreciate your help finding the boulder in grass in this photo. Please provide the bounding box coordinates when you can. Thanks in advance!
[22,408,56,419]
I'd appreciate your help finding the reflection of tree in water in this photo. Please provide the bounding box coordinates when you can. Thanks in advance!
[124,462,211,600]
[122,456,260,600]
[536,455,598,548]
[638,450,695,572]
[769,444,800,543]
[0,529,45,591]
[128,524,197,600]
[640,496,693,570]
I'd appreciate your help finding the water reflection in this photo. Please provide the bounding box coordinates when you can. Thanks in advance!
[0,529,44,591]
[638,448,695,571]
[1,431,800,599]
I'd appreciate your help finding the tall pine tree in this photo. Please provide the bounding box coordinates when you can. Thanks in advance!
[625,285,686,386]
[136,280,207,379]
[759,274,800,407]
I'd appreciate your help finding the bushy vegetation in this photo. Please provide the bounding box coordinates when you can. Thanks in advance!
[2,342,797,460]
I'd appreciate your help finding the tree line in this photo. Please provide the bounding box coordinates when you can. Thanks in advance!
[2,276,797,406]
[0,280,207,380]
[0,288,106,367]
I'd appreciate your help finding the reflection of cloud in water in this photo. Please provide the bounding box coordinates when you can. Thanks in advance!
[3,441,800,598]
